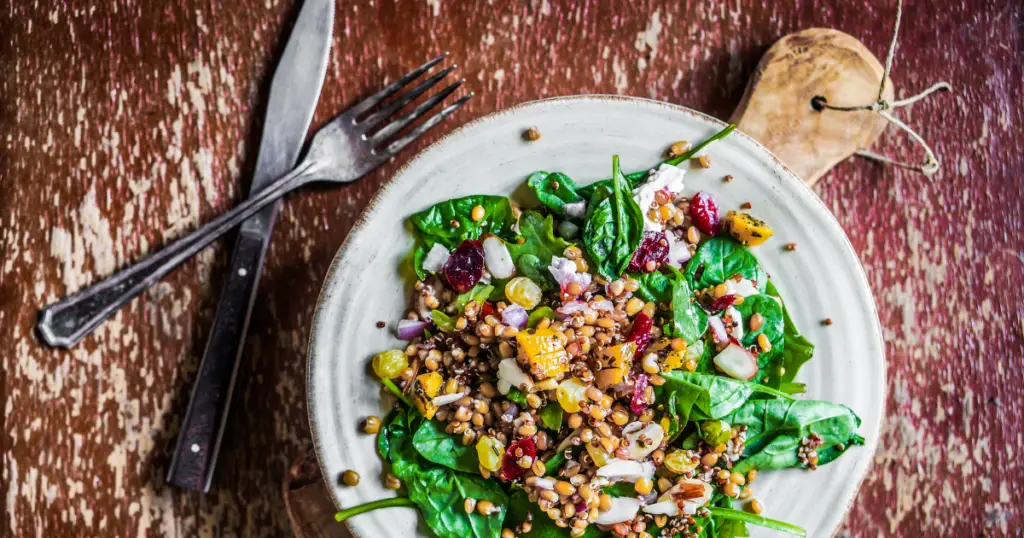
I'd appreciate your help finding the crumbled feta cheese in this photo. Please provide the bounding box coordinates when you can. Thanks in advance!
[632,164,686,232]
[724,278,759,297]
[724,306,743,341]
[422,244,450,273]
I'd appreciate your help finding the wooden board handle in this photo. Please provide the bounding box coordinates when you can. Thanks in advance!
[730,28,894,186]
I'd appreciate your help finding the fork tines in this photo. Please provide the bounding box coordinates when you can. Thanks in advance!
[351,52,472,157]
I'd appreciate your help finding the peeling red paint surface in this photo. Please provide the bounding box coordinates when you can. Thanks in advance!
[1,0,1021,536]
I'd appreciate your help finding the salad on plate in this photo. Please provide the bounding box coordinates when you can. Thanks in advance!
[335,125,864,538]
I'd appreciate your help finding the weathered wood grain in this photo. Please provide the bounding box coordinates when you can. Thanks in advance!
[1,0,1021,536]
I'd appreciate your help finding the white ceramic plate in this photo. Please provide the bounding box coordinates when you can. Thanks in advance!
[308,96,885,538]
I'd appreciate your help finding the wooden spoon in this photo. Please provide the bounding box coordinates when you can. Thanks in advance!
[731,28,893,186]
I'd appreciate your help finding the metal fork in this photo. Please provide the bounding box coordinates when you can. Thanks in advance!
[37,53,471,348]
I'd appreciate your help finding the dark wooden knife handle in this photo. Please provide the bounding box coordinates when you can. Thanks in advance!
[166,232,270,491]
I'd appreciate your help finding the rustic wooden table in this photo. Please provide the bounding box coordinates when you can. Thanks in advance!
[2,0,1021,536]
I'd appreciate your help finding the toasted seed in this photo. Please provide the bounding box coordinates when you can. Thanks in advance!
[697,155,712,168]
[362,416,381,434]
[524,127,541,141]
[757,333,772,352]
[750,499,764,514]
[668,140,691,157]
[384,472,401,490]
[477,500,497,515]
[749,313,764,331]
[342,470,360,486]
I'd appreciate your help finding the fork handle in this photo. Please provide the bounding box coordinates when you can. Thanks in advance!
[37,161,317,348]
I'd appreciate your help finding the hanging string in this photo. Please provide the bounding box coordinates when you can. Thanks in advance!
[810,0,951,176]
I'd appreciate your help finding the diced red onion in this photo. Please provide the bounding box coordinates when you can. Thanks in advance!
[556,301,593,318]
[548,256,591,297]
[502,304,528,329]
[630,374,650,415]
[708,315,728,343]
[666,233,691,266]
[591,299,614,311]
[397,319,429,340]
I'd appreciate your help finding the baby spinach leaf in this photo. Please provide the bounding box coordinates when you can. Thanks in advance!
[432,310,457,332]
[655,371,792,430]
[528,306,556,328]
[764,281,815,394]
[412,418,480,473]
[507,211,573,289]
[506,387,528,406]
[725,399,863,475]
[527,171,584,217]
[731,294,784,383]
[576,124,736,199]
[409,195,517,278]
[411,195,517,249]
[685,237,767,292]
[603,482,639,497]
[582,156,644,280]
[543,452,566,476]
[454,284,494,313]
[539,402,563,431]
[664,265,708,344]
[506,490,601,538]
[631,270,673,304]
[383,410,508,538]
[406,467,508,538]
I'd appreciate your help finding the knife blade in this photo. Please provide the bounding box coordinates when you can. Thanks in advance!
[167,0,335,491]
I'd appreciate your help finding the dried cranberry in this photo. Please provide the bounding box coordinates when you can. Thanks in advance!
[708,294,737,312]
[628,312,654,355]
[480,301,497,319]
[631,374,650,415]
[689,191,720,235]
[500,437,537,481]
[443,240,485,293]
[627,232,669,273]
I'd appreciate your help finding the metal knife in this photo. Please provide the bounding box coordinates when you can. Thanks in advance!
[167,0,335,491]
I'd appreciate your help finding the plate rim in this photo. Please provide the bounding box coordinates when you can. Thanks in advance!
[306,94,887,538]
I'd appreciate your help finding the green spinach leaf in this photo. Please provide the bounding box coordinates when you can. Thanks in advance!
[655,371,792,430]
[527,171,584,217]
[409,195,517,278]
[506,490,601,538]
[412,418,479,473]
[453,284,495,313]
[685,237,767,293]
[543,452,566,476]
[582,156,644,280]
[528,306,556,328]
[383,410,508,538]
[506,387,528,406]
[664,265,708,344]
[539,402,563,431]
[731,294,784,383]
[432,310,457,332]
[507,211,573,289]
[765,281,815,394]
[725,399,863,475]
[631,271,673,304]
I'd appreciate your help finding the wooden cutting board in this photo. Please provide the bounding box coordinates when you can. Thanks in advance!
[284,27,891,538]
